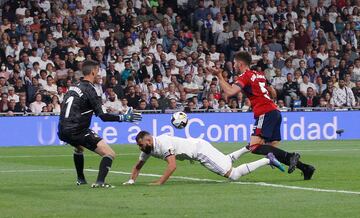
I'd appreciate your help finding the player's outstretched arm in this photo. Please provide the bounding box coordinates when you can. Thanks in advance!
[150,155,177,185]
[98,107,142,123]
[89,89,142,123]
[119,107,142,122]
[123,160,146,185]
[208,67,241,96]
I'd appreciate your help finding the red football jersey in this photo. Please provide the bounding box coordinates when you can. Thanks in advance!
[235,70,278,117]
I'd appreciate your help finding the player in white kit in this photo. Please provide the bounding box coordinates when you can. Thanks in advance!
[123,131,285,185]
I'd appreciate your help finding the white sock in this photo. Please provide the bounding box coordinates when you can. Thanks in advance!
[228,146,250,162]
[229,158,270,181]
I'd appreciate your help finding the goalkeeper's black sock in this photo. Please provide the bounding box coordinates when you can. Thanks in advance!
[96,156,113,184]
[73,152,85,180]
[252,144,292,166]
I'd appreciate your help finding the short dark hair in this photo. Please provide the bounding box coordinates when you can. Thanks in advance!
[234,51,252,66]
[135,131,150,143]
[82,60,99,76]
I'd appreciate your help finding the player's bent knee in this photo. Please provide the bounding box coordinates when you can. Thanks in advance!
[271,141,280,147]
[248,144,261,152]
[250,136,264,146]
[74,146,84,153]
[106,150,116,159]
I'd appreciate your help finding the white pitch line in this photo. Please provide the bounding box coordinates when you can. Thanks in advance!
[0,168,359,195]
[0,169,72,173]
[85,169,360,196]
[0,153,139,158]
[1,148,360,159]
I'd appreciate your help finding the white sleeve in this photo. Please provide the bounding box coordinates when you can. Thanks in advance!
[139,152,150,162]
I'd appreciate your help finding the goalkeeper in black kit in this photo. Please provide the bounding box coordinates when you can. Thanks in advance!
[58,60,142,188]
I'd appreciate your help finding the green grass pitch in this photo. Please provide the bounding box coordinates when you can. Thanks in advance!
[0,140,360,218]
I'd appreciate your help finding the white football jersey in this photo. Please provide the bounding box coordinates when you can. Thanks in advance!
[139,134,201,162]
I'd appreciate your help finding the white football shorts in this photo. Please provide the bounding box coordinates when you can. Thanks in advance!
[196,139,232,176]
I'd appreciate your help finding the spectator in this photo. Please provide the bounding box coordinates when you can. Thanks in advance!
[281,58,294,77]
[119,97,130,114]
[7,86,19,103]
[272,68,287,97]
[51,95,61,113]
[56,61,69,81]
[137,99,148,110]
[147,83,160,100]
[352,81,360,105]
[126,85,140,109]
[138,56,161,81]
[353,59,360,81]
[241,98,251,112]
[38,53,54,70]
[300,75,317,97]
[301,87,320,107]
[283,73,300,107]
[217,98,231,112]
[157,89,169,111]
[14,95,31,113]
[147,97,160,110]
[104,91,122,114]
[29,93,46,114]
[315,76,327,95]
[229,98,239,112]
[207,93,219,109]
[200,98,213,112]
[121,61,133,84]
[331,79,356,107]
[106,62,121,85]
[183,74,200,100]
[165,98,183,113]
[5,99,16,113]
[184,100,196,113]
[277,100,289,112]
[0,93,9,112]
[344,74,356,89]
[43,76,57,97]
[14,79,26,95]
[273,51,285,70]
[108,75,124,100]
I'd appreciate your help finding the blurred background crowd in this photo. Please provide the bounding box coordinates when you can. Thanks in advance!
[0,0,359,115]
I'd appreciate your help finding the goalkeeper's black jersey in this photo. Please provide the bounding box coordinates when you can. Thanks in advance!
[58,80,104,133]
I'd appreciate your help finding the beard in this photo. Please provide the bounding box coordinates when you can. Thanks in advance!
[142,146,152,154]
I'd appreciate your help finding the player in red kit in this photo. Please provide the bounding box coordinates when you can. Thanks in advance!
[211,52,315,180]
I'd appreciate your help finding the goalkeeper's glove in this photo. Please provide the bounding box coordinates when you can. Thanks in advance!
[119,107,142,122]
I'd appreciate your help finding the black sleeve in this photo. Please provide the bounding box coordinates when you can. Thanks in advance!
[99,113,121,122]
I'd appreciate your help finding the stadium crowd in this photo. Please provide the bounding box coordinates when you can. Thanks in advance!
[0,0,359,115]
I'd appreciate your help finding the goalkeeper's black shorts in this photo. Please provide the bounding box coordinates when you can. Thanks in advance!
[58,129,102,151]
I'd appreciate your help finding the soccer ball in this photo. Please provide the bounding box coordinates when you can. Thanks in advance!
[171,112,188,129]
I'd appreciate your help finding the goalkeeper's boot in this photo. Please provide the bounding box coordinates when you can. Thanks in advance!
[76,178,87,186]
[267,153,285,172]
[302,165,316,180]
[91,183,115,188]
[288,152,300,174]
